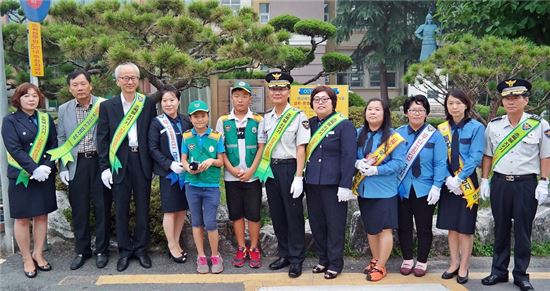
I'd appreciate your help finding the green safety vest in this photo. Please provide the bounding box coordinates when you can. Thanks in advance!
[183,130,222,185]
[221,114,262,168]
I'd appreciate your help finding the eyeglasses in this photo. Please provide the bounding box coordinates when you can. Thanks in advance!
[118,76,139,83]
[408,109,426,114]
[313,97,331,104]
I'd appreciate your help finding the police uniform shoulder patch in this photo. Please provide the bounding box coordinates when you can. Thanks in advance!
[544,129,550,138]
[220,114,229,122]
[182,130,193,139]
[490,116,505,123]
[302,120,309,130]
[529,114,542,121]
[251,113,263,122]
[209,131,222,140]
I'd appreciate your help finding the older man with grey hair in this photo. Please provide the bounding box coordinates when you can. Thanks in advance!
[97,62,157,272]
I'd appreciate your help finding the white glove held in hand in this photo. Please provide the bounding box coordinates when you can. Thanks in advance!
[170,161,185,174]
[364,165,378,177]
[59,170,70,186]
[290,176,304,199]
[426,185,441,205]
[101,169,113,189]
[535,180,549,205]
[445,176,463,195]
[480,178,490,200]
[30,165,51,182]
[337,187,355,202]
[355,159,369,176]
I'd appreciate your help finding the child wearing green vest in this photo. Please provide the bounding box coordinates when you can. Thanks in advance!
[215,81,266,268]
[181,100,225,274]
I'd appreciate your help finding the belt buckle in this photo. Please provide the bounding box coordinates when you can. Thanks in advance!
[505,175,515,182]
[130,146,139,152]
[272,159,279,165]
[83,152,93,158]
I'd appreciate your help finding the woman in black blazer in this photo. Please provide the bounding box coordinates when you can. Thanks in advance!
[1,83,58,278]
[148,87,192,263]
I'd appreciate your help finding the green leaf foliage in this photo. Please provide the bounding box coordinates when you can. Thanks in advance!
[268,14,301,32]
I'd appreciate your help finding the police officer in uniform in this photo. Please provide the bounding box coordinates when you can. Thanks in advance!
[481,79,550,291]
[261,72,310,278]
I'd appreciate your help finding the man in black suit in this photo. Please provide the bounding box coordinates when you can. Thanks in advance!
[97,62,157,272]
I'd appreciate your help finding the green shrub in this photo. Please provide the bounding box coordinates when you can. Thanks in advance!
[218,70,266,80]
[348,92,366,107]
[427,117,446,127]
[475,104,506,120]
[390,95,408,111]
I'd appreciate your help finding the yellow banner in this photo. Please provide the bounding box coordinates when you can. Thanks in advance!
[290,85,349,118]
[28,22,44,77]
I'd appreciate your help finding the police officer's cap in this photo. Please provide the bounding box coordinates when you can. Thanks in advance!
[497,78,532,97]
[265,72,293,88]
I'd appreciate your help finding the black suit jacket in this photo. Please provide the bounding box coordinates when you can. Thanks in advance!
[97,95,156,183]
[148,113,192,177]
[1,110,58,179]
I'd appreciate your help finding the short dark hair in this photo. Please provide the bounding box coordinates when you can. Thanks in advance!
[157,86,181,103]
[67,69,92,85]
[403,95,430,115]
[11,83,46,109]
[444,89,472,120]
[309,86,338,110]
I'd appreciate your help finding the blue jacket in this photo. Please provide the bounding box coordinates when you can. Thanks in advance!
[396,124,448,199]
[356,127,406,199]
[446,118,485,180]
[305,113,357,188]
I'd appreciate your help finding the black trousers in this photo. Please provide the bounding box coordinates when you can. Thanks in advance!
[490,174,538,281]
[112,152,152,258]
[68,156,112,255]
[397,186,435,263]
[265,160,305,264]
[305,184,347,273]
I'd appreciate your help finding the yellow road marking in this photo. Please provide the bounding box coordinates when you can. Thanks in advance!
[468,272,550,279]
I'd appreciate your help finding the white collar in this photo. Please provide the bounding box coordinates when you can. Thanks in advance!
[268,103,292,119]
[228,108,253,121]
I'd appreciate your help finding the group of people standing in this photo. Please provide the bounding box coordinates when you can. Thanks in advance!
[2,63,547,291]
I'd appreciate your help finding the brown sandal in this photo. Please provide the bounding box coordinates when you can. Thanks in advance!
[366,265,387,282]
[363,258,378,274]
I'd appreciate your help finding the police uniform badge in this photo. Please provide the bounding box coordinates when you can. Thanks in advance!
[522,122,532,131]
[209,146,214,153]
[225,125,231,132]
[544,129,550,138]
[137,94,145,102]
[252,127,257,133]
[302,120,309,129]
[189,144,196,151]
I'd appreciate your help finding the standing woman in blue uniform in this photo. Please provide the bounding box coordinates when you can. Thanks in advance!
[436,90,485,284]
[304,86,356,279]
[149,87,193,263]
[1,83,58,278]
[354,98,406,282]
[396,95,447,277]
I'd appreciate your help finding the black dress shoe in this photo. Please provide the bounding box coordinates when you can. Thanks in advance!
[135,253,152,268]
[457,271,469,284]
[324,270,339,279]
[168,251,187,264]
[288,263,303,278]
[70,254,91,270]
[441,268,459,279]
[514,280,534,291]
[96,253,109,269]
[24,268,37,278]
[116,257,130,272]
[481,274,508,285]
[33,259,52,271]
[269,257,290,270]
[312,264,327,274]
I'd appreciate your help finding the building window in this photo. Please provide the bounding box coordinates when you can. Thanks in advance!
[220,0,241,13]
[368,66,397,88]
[337,63,364,88]
[324,2,329,22]
[259,3,270,24]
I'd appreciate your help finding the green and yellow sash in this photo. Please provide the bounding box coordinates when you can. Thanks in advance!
[47,97,105,166]
[7,111,50,187]
[490,116,541,175]
[438,121,480,209]
[306,113,346,161]
[351,132,405,196]
[110,93,146,174]
[255,108,301,182]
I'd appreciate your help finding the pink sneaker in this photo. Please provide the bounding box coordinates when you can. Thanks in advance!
[248,248,261,268]
[232,247,247,268]
[196,256,208,274]
[210,255,224,274]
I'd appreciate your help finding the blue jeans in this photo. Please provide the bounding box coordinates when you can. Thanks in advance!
[185,185,220,231]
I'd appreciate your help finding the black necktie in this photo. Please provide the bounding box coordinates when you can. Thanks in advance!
[364,132,374,157]
[450,128,460,172]
[411,130,421,177]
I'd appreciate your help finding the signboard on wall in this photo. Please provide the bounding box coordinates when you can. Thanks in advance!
[290,85,349,118]
[229,86,265,113]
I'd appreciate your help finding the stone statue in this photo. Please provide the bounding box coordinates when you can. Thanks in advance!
[415,13,439,61]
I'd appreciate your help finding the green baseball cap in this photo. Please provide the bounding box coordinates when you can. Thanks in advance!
[231,80,252,94]
[188,100,209,115]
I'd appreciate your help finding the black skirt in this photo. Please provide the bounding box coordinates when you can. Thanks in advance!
[436,186,478,234]
[8,175,57,219]
[358,195,398,235]
[159,176,189,213]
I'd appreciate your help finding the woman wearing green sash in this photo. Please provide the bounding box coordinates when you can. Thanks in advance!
[304,86,356,279]
[436,90,485,284]
[1,83,58,278]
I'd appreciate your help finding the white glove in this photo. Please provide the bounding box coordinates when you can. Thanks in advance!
[290,176,304,199]
[59,170,70,186]
[480,178,490,200]
[101,169,113,189]
[337,187,355,202]
[535,180,549,205]
[355,159,369,175]
[30,165,51,182]
[170,161,185,174]
[445,175,463,195]
[364,165,378,177]
[426,185,441,205]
